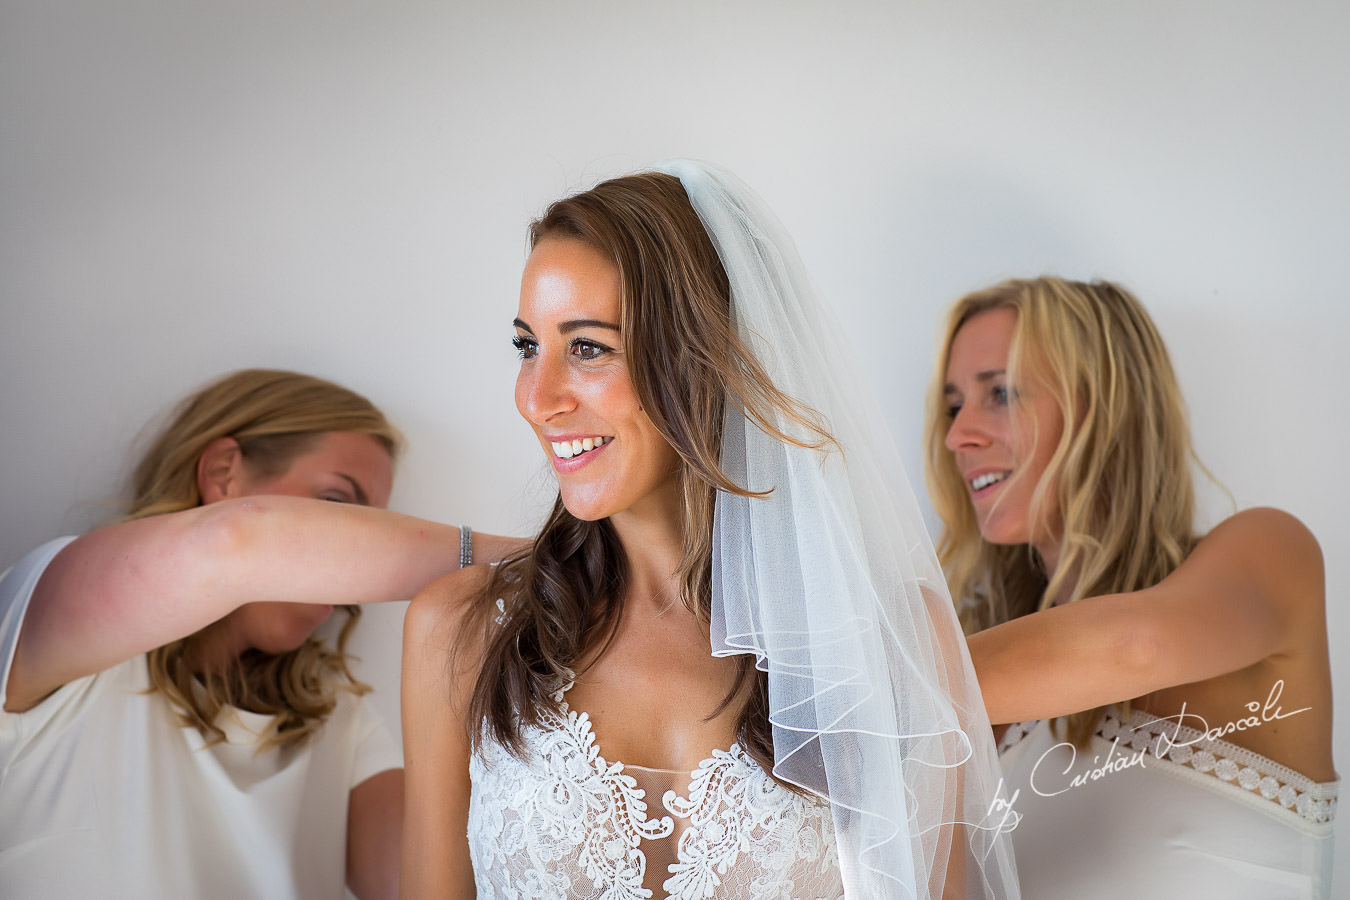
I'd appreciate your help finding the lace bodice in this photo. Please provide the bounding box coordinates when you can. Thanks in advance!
[466,688,842,899]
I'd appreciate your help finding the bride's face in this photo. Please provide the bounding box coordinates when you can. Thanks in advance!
[513,236,681,523]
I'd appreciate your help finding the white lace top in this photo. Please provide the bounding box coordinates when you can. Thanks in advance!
[466,685,842,899]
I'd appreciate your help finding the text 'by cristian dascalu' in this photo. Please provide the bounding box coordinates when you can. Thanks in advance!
[985,680,1310,832]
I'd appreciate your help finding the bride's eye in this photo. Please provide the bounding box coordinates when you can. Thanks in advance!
[512,336,537,360]
[571,339,611,361]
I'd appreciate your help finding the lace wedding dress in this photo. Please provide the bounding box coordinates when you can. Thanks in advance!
[467,684,842,900]
[461,160,1018,898]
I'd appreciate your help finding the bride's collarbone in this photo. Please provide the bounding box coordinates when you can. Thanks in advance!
[564,661,747,773]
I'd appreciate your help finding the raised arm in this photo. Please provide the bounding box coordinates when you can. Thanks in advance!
[400,567,486,900]
[5,497,518,713]
[968,507,1324,725]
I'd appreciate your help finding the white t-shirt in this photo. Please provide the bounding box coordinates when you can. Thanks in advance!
[0,537,402,899]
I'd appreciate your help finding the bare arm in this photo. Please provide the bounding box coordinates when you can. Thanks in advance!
[6,497,522,712]
[968,507,1323,724]
[400,567,485,900]
[347,769,404,900]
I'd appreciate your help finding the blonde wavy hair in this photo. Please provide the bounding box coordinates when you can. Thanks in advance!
[128,368,402,751]
[924,277,1201,746]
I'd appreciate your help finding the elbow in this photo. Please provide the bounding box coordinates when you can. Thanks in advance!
[1101,615,1173,696]
[170,497,281,587]
[193,496,279,550]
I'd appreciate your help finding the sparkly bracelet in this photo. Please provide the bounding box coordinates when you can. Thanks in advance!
[459,525,473,569]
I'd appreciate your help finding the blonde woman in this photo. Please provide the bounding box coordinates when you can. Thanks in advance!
[0,369,516,899]
[927,278,1336,897]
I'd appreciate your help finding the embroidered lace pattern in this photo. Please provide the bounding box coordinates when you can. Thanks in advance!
[999,709,1337,827]
[467,689,842,899]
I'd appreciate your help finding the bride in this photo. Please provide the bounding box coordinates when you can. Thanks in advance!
[400,162,1018,898]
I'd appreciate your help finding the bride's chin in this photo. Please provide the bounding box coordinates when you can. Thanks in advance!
[557,493,610,523]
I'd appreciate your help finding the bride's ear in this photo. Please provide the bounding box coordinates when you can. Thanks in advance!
[197,436,245,504]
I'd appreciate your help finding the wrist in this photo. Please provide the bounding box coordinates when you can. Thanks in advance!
[459,525,473,568]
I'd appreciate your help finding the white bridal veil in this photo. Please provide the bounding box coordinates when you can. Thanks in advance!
[658,160,1019,898]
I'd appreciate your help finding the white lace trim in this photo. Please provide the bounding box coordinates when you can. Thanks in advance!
[467,684,841,899]
[999,710,1338,826]
[660,745,838,898]
[995,719,1036,753]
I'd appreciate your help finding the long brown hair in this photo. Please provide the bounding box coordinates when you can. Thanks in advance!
[132,368,402,751]
[924,277,1203,745]
[469,173,829,778]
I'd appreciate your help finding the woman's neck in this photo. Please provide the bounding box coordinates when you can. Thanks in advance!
[182,615,247,676]
[1036,540,1083,607]
[618,537,686,618]
[608,498,687,618]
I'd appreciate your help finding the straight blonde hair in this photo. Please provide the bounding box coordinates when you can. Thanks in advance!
[131,369,402,751]
[924,278,1201,746]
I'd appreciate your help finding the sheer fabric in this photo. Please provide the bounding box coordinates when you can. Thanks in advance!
[468,684,843,899]
[658,160,1019,898]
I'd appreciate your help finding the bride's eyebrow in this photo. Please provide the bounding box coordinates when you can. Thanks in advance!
[511,317,620,334]
[560,319,620,334]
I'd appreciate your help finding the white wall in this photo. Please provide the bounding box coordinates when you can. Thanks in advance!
[3,0,1346,882]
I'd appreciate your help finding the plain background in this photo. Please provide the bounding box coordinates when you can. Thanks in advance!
[3,0,1347,885]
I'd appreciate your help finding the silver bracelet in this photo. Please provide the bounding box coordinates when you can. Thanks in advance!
[459,525,473,569]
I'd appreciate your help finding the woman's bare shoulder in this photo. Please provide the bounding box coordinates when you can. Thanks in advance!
[405,565,498,644]
[1191,507,1323,607]
[1205,506,1317,543]
[403,561,520,690]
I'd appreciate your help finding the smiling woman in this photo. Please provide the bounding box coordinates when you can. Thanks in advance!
[925,278,1336,898]
[942,305,1067,569]
[0,368,519,900]
[400,163,1019,899]
[513,237,683,525]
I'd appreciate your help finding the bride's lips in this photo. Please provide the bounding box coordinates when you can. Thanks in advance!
[546,434,612,473]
